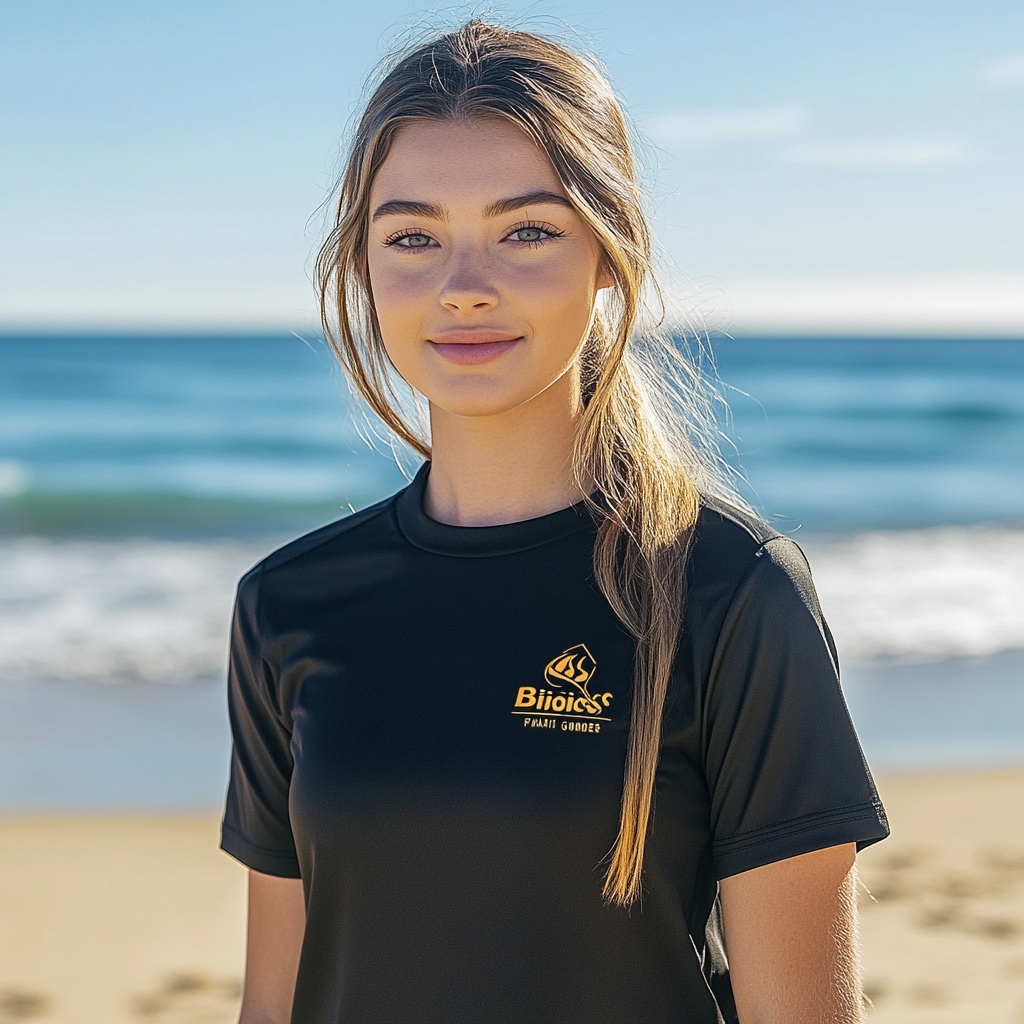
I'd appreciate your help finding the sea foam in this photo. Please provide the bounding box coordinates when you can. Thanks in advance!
[0,537,265,683]
[1,524,1022,684]
[803,524,1024,662]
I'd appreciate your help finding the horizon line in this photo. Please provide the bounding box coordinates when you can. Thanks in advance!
[1,328,1021,342]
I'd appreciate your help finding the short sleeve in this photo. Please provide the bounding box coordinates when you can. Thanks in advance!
[703,537,888,880]
[220,564,301,877]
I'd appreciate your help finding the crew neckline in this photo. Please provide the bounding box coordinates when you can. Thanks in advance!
[395,462,596,558]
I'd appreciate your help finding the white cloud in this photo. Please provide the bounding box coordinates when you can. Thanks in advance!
[719,277,1024,336]
[780,140,973,166]
[649,104,806,144]
[979,52,1024,86]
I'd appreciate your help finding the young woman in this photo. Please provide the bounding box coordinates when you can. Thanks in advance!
[222,21,888,1024]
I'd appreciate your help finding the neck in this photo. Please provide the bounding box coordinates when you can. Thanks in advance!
[423,371,587,527]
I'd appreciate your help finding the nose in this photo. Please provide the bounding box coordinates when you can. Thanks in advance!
[438,253,499,312]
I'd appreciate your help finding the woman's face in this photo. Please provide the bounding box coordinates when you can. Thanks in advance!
[366,119,611,419]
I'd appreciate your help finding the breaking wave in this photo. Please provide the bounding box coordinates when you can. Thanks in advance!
[0,523,1022,684]
[0,537,267,683]
[803,523,1024,662]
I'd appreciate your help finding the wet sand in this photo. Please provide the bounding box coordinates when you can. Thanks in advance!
[1,768,1023,1023]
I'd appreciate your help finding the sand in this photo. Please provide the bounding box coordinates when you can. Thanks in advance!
[0,817,246,1024]
[857,768,1024,1023]
[1,769,1022,1023]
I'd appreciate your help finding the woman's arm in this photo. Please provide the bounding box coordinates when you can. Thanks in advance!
[238,870,305,1024]
[719,843,862,1024]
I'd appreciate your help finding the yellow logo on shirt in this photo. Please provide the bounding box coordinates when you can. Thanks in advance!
[545,644,597,690]
[512,644,613,731]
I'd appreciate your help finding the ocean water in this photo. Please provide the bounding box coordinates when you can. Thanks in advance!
[715,338,1024,532]
[3,336,1022,534]
[1,335,1022,809]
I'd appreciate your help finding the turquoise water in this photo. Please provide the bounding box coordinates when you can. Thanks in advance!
[0,333,407,536]
[1,334,1022,808]
[2,335,1022,535]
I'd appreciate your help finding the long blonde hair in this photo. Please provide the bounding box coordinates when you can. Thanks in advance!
[316,19,741,906]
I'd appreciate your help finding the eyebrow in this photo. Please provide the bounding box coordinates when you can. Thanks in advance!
[483,191,574,217]
[371,200,445,222]
[370,191,573,223]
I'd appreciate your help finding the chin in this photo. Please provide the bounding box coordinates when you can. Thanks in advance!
[427,379,543,419]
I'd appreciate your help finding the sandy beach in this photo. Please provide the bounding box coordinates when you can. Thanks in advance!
[857,767,1024,1023]
[0,816,246,1024]
[2,768,1023,1023]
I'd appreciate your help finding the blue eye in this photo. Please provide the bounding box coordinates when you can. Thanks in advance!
[511,227,546,242]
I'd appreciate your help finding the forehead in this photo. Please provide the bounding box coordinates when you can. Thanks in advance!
[370,119,564,207]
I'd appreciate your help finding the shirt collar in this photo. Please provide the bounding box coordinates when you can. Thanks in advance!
[395,462,596,558]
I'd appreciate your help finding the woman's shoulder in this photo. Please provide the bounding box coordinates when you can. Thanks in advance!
[687,496,818,623]
[235,491,401,603]
[690,494,783,574]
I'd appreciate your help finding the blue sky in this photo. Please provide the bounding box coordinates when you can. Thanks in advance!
[1,0,1022,333]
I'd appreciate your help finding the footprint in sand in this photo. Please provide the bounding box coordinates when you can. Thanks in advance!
[0,989,51,1023]
[129,974,241,1023]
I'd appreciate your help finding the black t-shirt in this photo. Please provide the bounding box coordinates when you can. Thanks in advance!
[221,463,888,1024]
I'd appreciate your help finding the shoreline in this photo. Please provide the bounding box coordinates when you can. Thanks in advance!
[3,648,1022,815]
[2,766,1023,1022]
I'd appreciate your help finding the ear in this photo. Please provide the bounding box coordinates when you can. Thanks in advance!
[596,260,615,291]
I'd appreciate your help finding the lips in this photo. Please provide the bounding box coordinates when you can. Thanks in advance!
[427,330,523,366]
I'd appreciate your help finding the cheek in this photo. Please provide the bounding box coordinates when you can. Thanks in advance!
[511,255,597,338]
[369,258,417,316]
[368,259,435,355]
